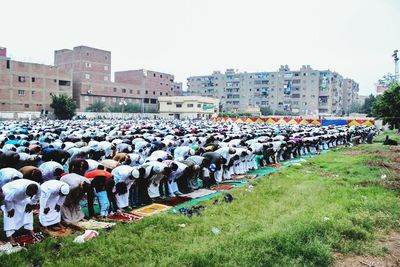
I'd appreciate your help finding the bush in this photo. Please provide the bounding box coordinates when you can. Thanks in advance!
[50,94,77,120]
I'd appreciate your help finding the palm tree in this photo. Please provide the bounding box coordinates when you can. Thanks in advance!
[86,100,107,112]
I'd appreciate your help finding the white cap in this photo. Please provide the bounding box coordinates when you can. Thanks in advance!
[131,169,140,179]
[60,184,70,195]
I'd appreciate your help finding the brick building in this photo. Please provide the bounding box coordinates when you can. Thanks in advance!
[0,48,72,113]
[55,46,182,111]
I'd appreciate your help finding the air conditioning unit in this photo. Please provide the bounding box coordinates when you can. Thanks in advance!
[87,90,93,94]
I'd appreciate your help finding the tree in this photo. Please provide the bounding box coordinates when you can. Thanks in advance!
[372,82,400,129]
[50,94,77,120]
[360,94,376,116]
[86,100,107,112]
[108,103,141,113]
[260,107,273,115]
[347,101,362,114]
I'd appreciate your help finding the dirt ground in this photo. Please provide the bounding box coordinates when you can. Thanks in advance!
[335,232,400,267]
[335,146,400,267]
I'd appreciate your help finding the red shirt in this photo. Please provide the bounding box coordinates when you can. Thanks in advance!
[84,170,113,181]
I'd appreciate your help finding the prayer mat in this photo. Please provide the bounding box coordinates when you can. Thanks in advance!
[181,188,217,199]
[74,220,116,230]
[131,204,171,217]
[210,184,235,191]
[46,224,82,238]
[268,163,282,168]
[106,212,143,222]
[155,196,192,206]
[219,179,247,184]
[14,232,45,247]
[231,174,258,179]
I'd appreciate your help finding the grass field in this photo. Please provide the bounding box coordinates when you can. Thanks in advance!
[1,131,400,267]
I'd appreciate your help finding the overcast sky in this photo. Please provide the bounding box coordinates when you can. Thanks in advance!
[2,0,399,95]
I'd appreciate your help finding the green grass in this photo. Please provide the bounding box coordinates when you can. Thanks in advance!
[374,130,400,143]
[1,134,400,267]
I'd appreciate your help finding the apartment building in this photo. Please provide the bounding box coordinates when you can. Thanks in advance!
[0,47,72,112]
[114,69,182,105]
[55,46,182,111]
[187,65,359,115]
[342,78,360,113]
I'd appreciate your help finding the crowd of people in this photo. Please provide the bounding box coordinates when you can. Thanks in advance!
[0,119,376,246]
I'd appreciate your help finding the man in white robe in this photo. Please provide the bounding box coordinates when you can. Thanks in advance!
[111,165,134,210]
[1,179,41,245]
[39,180,70,230]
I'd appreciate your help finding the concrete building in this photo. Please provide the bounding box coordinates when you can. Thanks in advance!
[187,65,359,116]
[158,96,219,120]
[0,47,72,113]
[55,46,182,112]
[342,78,360,114]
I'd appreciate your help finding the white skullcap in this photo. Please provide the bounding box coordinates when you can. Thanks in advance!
[60,184,70,195]
[131,169,140,179]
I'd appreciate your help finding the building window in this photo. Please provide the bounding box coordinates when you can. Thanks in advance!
[84,96,89,101]
[31,77,35,82]
[104,65,108,71]
[122,89,126,93]
[85,74,90,79]
[105,56,108,60]
[167,102,172,105]
[144,98,149,103]
[85,62,92,68]
[160,74,163,78]
[24,104,29,108]
[166,93,168,96]
[197,104,201,108]
[160,92,163,96]
[104,76,109,81]
[153,91,155,95]
[176,104,182,108]
[145,90,148,94]
[129,90,133,94]
[137,90,140,94]
[18,90,25,96]
[101,97,106,102]
[32,91,35,95]
[153,73,156,77]
[187,104,194,108]
[151,99,157,104]
[113,88,117,92]
[59,80,71,86]
[18,76,25,82]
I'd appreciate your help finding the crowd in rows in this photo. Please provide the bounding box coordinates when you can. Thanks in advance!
[0,119,376,245]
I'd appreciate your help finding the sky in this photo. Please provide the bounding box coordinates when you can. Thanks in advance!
[1,0,399,95]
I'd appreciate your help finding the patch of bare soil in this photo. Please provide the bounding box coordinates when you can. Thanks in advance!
[361,146,400,188]
[334,232,400,267]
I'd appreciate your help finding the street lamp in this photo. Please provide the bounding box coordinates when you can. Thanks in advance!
[119,99,127,120]
[141,70,147,118]
[392,50,399,81]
